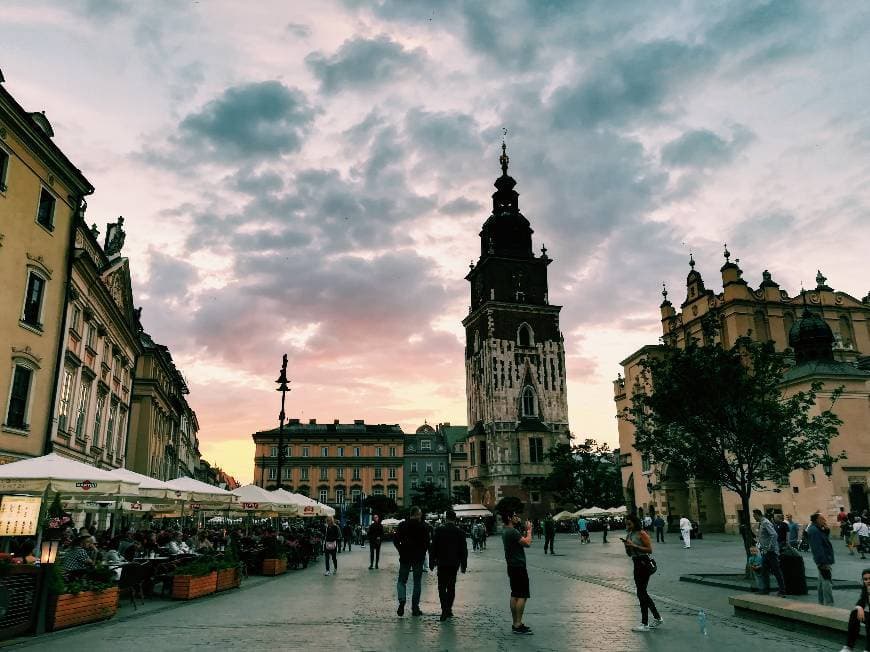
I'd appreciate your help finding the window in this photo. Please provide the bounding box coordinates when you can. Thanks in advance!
[373,488,383,496]
[36,187,56,229]
[439,477,446,488]
[376,447,382,457]
[470,442,475,466]
[439,462,445,472]
[421,439,431,451]
[336,489,345,503]
[352,467,361,480]
[529,438,544,463]
[425,462,433,473]
[388,467,397,479]
[410,479,418,489]
[374,467,382,479]
[92,391,105,446]
[22,272,46,327]
[351,489,361,502]
[283,467,291,479]
[319,467,328,480]
[271,446,278,457]
[300,468,309,481]
[337,446,344,457]
[336,467,344,480]
[319,489,328,504]
[354,446,361,457]
[302,446,309,457]
[105,402,117,453]
[70,306,81,334]
[321,446,329,457]
[58,369,73,431]
[530,491,541,503]
[86,324,97,350]
[388,488,397,501]
[454,469,460,481]
[389,446,396,457]
[0,146,9,191]
[518,323,533,347]
[521,386,537,417]
[641,454,651,473]
[479,443,487,465]
[75,379,91,438]
[411,462,418,473]
[268,468,277,480]
[5,364,33,429]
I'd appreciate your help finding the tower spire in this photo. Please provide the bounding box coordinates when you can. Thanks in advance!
[499,128,509,176]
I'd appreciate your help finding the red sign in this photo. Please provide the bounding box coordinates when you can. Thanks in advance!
[76,480,97,491]
[303,505,315,515]
[130,502,142,511]
[242,502,259,510]
[189,503,202,510]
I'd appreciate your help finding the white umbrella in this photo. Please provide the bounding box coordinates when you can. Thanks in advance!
[164,476,237,505]
[269,489,334,516]
[0,453,140,496]
[110,467,189,502]
[553,510,576,522]
[381,517,403,526]
[607,506,628,515]
[578,506,610,518]
[233,484,298,515]
[452,504,493,518]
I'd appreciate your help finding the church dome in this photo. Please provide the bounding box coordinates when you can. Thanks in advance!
[788,308,834,365]
[415,423,435,434]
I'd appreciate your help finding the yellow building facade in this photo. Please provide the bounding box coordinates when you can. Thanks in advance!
[616,253,870,533]
[253,419,406,506]
[0,77,94,462]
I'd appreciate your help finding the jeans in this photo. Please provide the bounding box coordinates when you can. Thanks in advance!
[370,540,381,567]
[847,609,870,650]
[817,565,834,605]
[324,547,337,572]
[655,527,665,543]
[632,557,661,626]
[760,550,785,594]
[544,533,554,553]
[437,564,459,614]
[397,560,424,607]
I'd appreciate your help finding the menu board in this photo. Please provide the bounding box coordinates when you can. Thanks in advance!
[0,495,42,536]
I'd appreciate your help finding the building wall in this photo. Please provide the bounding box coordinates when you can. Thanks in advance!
[253,419,405,505]
[404,425,450,506]
[0,86,93,462]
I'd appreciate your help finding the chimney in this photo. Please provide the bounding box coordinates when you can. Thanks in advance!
[309,418,316,424]
[354,419,364,425]
[333,419,339,425]
[289,418,300,425]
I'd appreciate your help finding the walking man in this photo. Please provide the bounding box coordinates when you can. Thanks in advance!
[394,506,430,616]
[368,514,384,569]
[502,512,533,635]
[543,513,555,554]
[753,509,786,597]
[653,514,666,543]
[805,512,834,605]
[577,517,588,544]
[342,521,353,552]
[679,515,692,548]
[429,509,468,621]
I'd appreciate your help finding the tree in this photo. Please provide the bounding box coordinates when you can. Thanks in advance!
[365,494,398,517]
[543,438,623,509]
[410,481,452,517]
[452,485,471,505]
[495,496,524,520]
[627,336,844,554]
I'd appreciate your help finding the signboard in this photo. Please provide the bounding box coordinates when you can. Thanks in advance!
[189,503,202,510]
[75,480,97,491]
[0,495,42,536]
[303,505,315,516]
[242,502,259,510]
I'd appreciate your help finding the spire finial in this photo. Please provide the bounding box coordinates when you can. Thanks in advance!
[541,244,548,257]
[816,269,827,288]
[499,127,509,175]
[723,243,730,263]
[662,282,668,301]
[689,252,695,269]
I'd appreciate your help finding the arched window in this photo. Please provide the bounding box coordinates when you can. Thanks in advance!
[839,315,855,348]
[521,385,537,417]
[474,329,480,353]
[783,312,795,341]
[517,323,533,347]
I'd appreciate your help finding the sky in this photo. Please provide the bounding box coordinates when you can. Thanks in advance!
[3,1,870,484]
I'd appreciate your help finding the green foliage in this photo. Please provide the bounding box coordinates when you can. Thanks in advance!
[452,485,471,505]
[410,481,452,516]
[50,565,115,595]
[259,537,287,561]
[172,558,217,577]
[365,494,398,517]
[626,337,844,549]
[542,438,622,509]
[495,496,524,519]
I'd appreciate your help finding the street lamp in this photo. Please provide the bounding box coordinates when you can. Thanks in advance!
[35,538,61,634]
[275,353,291,491]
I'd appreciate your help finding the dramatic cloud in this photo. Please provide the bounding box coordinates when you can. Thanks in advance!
[661,126,754,169]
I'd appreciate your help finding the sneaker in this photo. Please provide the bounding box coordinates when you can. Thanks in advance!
[412,608,423,616]
[650,618,663,629]
[439,613,449,622]
[632,624,652,632]
[324,570,331,576]
[840,647,854,651]
[332,569,337,575]
[368,565,373,570]
[512,625,533,635]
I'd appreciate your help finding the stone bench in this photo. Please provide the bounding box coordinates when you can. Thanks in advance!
[729,593,863,643]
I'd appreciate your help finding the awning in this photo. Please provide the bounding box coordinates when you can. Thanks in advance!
[0,453,140,496]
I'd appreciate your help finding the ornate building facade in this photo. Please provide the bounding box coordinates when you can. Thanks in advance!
[252,419,405,506]
[616,251,870,533]
[463,146,570,510]
[50,217,141,469]
[403,423,450,506]
[438,422,470,504]
[0,75,94,463]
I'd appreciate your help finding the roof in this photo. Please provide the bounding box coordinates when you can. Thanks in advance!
[254,420,405,439]
[439,425,468,448]
[781,360,870,384]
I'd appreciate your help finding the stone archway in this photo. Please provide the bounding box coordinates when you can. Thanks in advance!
[660,464,690,532]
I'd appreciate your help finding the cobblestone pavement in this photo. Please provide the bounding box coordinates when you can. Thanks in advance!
[13,533,855,652]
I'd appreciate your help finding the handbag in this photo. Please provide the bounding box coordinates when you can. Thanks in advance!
[325,541,337,551]
[636,554,657,574]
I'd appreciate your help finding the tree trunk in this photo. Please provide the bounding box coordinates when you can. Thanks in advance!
[738,491,753,578]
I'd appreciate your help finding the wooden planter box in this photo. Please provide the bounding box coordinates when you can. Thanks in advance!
[216,567,240,591]
[172,571,217,600]
[50,587,119,631]
[261,558,287,576]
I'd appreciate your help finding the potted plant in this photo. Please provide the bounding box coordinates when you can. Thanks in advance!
[171,559,217,600]
[215,549,241,591]
[48,565,119,631]
[260,537,287,576]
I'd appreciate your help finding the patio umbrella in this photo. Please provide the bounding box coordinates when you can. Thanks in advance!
[578,506,610,518]
[109,467,190,502]
[232,484,298,515]
[269,489,334,516]
[607,506,628,515]
[164,476,237,505]
[552,510,576,522]
[0,453,140,496]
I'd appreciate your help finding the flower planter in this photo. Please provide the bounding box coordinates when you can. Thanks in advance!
[171,571,217,600]
[216,566,240,591]
[49,587,119,631]
[261,558,287,576]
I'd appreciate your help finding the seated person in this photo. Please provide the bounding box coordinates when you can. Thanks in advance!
[15,539,38,564]
[62,536,96,575]
[195,532,214,553]
[842,568,870,652]
[166,531,191,556]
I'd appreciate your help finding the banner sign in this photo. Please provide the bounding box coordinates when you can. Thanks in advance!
[0,495,42,536]
[303,505,315,515]
[242,502,259,510]
[75,480,97,491]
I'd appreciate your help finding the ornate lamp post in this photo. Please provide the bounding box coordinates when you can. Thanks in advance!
[35,538,61,634]
[275,354,291,491]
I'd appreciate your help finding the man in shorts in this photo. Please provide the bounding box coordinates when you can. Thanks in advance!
[502,512,533,635]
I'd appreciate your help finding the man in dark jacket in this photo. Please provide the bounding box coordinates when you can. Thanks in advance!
[430,509,468,621]
[543,513,556,554]
[394,506,430,616]
[368,514,384,569]
[805,512,835,605]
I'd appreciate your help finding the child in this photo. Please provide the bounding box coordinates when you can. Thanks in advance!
[748,545,764,592]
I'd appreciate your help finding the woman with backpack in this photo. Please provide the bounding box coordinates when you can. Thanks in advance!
[623,513,662,633]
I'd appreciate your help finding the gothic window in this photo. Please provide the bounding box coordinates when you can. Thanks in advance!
[521,385,537,417]
[517,323,533,347]
[529,438,544,463]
